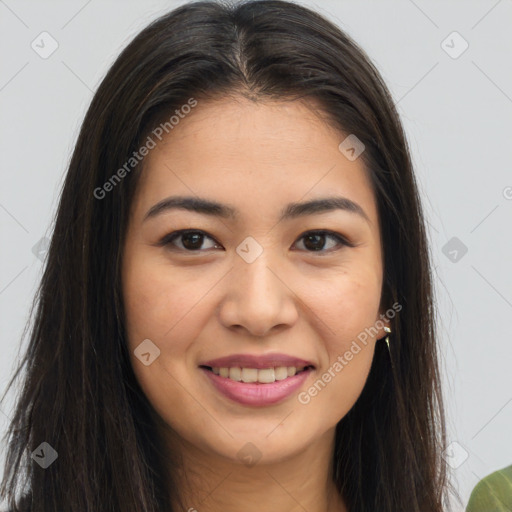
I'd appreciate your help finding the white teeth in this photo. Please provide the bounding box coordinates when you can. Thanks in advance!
[209,365,308,383]
[228,367,242,381]
[274,366,288,380]
[241,368,258,383]
[257,368,275,383]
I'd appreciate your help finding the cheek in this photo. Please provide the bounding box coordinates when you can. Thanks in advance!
[122,256,209,434]
[299,262,382,348]
[123,253,207,352]
[295,267,380,413]
[298,281,378,422]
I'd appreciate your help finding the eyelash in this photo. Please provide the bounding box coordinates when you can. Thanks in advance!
[158,229,354,254]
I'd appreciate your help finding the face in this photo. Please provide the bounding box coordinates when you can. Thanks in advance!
[122,96,388,465]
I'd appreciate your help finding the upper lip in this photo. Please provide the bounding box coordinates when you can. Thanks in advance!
[200,353,315,369]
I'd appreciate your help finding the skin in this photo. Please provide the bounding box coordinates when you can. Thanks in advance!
[122,95,390,512]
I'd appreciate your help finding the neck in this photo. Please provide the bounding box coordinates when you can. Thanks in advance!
[161,427,348,512]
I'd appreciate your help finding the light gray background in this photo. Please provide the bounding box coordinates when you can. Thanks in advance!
[1,1,511,510]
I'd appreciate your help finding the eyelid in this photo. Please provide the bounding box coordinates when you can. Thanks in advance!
[158,229,355,253]
[297,229,355,248]
[158,229,220,251]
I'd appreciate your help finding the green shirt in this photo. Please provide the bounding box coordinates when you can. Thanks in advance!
[466,464,512,512]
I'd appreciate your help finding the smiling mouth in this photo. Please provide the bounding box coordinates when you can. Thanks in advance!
[200,365,314,384]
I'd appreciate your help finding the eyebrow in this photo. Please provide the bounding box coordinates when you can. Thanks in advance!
[143,195,371,224]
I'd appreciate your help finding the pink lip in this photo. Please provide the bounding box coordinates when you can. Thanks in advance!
[200,366,313,406]
[200,352,314,369]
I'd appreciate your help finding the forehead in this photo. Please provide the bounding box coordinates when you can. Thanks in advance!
[133,96,378,225]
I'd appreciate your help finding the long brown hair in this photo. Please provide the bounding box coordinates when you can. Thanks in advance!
[1,1,456,510]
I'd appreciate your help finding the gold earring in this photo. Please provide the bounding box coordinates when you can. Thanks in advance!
[383,325,391,351]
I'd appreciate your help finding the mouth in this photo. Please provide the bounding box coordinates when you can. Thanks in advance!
[198,363,315,407]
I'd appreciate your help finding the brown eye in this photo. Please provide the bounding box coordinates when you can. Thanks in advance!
[160,230,221,251]
[294,230,352,253]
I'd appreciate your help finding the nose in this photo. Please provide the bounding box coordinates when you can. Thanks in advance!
[217,251,299,338]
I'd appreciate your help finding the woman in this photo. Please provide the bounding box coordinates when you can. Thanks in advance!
[0,0,456,510]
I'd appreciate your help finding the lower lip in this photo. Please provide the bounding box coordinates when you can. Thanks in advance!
[200,367,313,407]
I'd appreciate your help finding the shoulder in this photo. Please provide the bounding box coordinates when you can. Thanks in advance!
[466,464,512,512]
